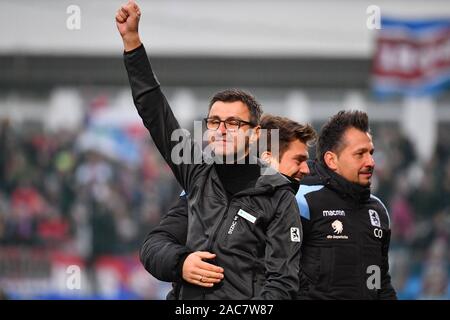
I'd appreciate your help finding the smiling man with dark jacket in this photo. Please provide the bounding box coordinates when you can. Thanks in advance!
[140,115,317,299]
[116,1,304,300]
[296,110,397,299]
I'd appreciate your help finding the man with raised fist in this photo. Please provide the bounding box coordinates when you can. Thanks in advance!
[116,1,303,300]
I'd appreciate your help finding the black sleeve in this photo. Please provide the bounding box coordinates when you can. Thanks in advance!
[379,229,398,300]
[256,191,302,300]
[139,196,191,282]
[123,45,204,192]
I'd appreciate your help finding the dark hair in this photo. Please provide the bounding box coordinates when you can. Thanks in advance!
[208,89,263,125]
[261,114,316,158]
[317,110,369,164]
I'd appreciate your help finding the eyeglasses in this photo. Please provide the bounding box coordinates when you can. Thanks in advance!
[203,117,255,131]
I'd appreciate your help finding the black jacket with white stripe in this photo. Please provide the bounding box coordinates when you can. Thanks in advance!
[296,161,397,299]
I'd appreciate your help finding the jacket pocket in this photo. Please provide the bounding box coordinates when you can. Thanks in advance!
[223,203,263,238]
[252,269,265,297]
[300,245,321,284]
[217,204,265,267]
[316,246,333,291]
[330,246,359,288]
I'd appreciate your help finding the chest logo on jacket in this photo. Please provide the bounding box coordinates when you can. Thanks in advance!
[322,210,346,217]
[332,220,343,234]
[326,220,349,240]
[369,209,381,227]
[291,227,301,242]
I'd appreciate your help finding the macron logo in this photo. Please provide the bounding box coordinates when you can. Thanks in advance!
[323,210,346,217]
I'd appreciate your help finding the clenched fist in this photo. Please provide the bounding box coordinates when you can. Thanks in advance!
[116,0,142,52]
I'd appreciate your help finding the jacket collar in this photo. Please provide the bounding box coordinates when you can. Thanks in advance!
[307,160,371,203]
[240,158,299,196]
[210,156,298,197]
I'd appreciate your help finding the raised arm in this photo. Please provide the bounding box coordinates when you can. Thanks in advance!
[116,1,203,192]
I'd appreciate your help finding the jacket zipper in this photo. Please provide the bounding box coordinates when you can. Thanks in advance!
[201,185,273,298]
[201,198,232,299]
[206,198,232,252]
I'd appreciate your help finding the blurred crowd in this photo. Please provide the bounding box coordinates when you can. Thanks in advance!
[0,115,449,299]
[0,118,179,256]
[0,116,179,298]
[371,124,450,299]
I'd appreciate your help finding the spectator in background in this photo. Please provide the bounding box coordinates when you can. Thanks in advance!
[0,108,183,300]
[419,238,449,300]
[390,179,415,245]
